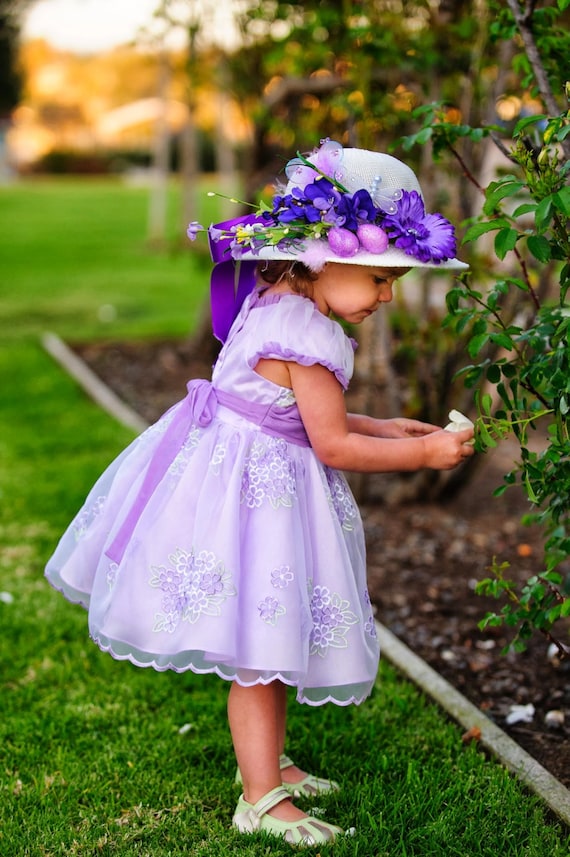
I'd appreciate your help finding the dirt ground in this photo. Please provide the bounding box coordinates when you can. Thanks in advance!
[73,335,570,789]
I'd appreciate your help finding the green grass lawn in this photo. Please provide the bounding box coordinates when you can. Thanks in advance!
[0,178,568,856]
[0,177,215,342]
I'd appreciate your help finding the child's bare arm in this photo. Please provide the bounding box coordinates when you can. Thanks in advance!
[347,413,441,438]
[290,363,474,473]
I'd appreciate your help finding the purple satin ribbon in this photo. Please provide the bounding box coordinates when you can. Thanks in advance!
[105,379,309,565]
[208,214,261,343]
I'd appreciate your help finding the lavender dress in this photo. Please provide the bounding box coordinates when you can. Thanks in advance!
[45,289,380,706]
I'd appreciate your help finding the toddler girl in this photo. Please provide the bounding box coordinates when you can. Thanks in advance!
[46,139,474,847]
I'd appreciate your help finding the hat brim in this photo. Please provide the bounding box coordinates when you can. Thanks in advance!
[239,243,469,272]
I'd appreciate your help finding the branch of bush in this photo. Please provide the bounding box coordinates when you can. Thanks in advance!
[399,90,569,656]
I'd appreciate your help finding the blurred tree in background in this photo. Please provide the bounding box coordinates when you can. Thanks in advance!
[0,0,32,178]
[0,0,25,116]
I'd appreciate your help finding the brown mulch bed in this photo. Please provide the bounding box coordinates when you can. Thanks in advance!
[73,335,570,789]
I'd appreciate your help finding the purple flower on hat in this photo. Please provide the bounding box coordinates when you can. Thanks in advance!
[304,178,343,224]
[272,192,303,224]
[382,190,457,263]
[350,189,377,223]
[208,224,224,243]
[331,189,376,232]
[187,221,204,241]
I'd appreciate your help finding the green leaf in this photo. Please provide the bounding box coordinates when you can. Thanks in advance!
[401,127,433,150]
[493,483,510,497]
[479,392,494,416]
[483,183,524,215]
[463,219,511,242]
[472,317,488,336]
[489,332,514,351]
[415,127,433,145]
[527,234,552,263]
[513,114,548,135]
[477,422,497,448]
[445,288,463,313]
[468,333,489,357]
[535,196,553,232]
[553,186,570,216]
[464,365,484,388]
[512,202,538,218]
[494,228,519,260]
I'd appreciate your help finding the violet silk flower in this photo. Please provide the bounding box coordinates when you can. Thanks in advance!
[381,190,457,263]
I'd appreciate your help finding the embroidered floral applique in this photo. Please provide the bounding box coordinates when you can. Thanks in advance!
[323,468,358,531]
[275,387,297,407]
[363,589,377,638]
[258,595,286,625]
[271,565,294,589]
[169,427,201,475]
[308,582,358,657]
[106,561,119,590]
[241,438,297,509]
[210,442,227,474]
[72,495,106,540]
[141,410,175,442]
[150,547,236,633]
[365,615,378,638]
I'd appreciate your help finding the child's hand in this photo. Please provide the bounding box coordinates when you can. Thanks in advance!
[375,417,441,438]
[444,409,475,436]
[422,426,475,470]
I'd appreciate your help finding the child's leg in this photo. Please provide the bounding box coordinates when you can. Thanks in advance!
[227,680,307,821]
[274,682,314,786]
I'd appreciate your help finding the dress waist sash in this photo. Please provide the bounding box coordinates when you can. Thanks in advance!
[105,379,309,564]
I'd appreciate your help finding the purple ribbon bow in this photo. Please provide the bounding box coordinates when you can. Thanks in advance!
[209,214,261,343]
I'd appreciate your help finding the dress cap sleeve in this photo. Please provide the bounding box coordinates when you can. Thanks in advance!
[246,295,355,389]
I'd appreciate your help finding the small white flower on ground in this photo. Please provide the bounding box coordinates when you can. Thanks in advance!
[178,722,194,735]
[0,591,14,604]
[308,807,325,817]
[505,703,535,725]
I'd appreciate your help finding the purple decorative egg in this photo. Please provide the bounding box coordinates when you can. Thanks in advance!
[357,224,389,253]
[327,227,360,257]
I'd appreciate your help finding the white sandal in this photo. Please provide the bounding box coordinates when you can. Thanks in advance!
[235,753,340,798]
[232,785,344,846]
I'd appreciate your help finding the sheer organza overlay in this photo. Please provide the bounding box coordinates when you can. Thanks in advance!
[46,290,379,705]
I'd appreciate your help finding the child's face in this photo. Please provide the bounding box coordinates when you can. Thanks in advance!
[313,263,409,324]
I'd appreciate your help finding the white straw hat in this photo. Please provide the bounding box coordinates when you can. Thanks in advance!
[229,140,468,271]
[187,139,469,340]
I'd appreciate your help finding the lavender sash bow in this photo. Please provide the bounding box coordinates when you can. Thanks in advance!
[105,378,309,564]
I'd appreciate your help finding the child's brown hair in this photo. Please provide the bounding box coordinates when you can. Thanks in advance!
[256,261,319,298]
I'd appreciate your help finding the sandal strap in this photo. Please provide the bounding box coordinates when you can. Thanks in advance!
[252,785,292,818]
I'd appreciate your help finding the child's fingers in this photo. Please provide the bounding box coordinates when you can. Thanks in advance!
[446,424,475,445]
